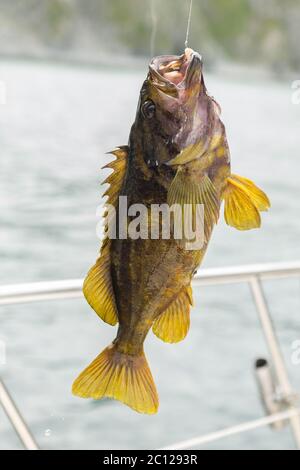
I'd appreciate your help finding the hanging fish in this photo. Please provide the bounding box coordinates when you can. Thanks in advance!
[72,48,270,414]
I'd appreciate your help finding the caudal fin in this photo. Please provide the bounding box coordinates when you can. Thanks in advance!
[72,344,159,414]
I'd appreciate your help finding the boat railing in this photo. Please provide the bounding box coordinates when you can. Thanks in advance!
[0,261,300,450]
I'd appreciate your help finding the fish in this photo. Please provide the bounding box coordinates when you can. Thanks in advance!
[72,48,270,414]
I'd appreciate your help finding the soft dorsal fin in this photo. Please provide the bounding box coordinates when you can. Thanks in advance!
[83,243,118,325]
[152,286,194,343]
[83,146,129,325]
[167,167,220,244]
[223,174,270,231]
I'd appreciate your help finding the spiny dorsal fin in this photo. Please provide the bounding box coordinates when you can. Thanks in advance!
[101,145,128,245]
[223,174,270,231]
[83,146,128,325]
[152,286,193,343]
[102,146,128,207]
[167,167,220,245]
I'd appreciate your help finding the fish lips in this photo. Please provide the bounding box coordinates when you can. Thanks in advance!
[148,49,203,97]
[184,51,202,89]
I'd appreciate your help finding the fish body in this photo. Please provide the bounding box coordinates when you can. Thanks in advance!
[73,49,270,414]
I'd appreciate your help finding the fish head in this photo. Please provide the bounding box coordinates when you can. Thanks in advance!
[133,48,220,166]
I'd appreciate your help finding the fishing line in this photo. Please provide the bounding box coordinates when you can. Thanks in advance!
[185,0,194,49]
[150,0,157,57]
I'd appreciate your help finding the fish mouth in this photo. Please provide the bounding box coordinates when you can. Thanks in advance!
[149,48,202,94]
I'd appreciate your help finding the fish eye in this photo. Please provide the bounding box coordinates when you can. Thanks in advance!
[142,100,155,119]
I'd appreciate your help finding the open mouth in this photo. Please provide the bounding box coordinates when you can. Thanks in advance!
[149,48,202,89]
[158,53,191,85]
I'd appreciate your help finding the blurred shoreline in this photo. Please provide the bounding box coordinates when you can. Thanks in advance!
[0,51,297,84]
[0,0,299,78]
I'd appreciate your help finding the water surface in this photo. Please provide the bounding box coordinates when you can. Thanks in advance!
[0,60,299,450]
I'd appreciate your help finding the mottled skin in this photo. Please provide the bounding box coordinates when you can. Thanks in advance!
[111,50,231,356]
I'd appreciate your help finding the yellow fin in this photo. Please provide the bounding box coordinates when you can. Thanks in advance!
[186,285,194,306]
[223,177,261,230]
[102,146,128,207]
[101,146,128,245]
[167,168,220,243]
[72,343,159,415]
[152,287,193,343]
[83,244,118,325]
[229,174,270,212]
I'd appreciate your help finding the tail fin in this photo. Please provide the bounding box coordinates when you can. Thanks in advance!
[72,344,159,415]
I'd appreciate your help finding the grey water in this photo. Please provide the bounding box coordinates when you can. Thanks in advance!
[0,59,299,450]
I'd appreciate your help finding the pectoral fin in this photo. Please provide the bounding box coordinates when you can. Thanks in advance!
[167,135,223,167]
[167,139,206,166]
[167,168,220,243]
[223,174,270,230]
[229,174,270,211]
[152,286,193,343]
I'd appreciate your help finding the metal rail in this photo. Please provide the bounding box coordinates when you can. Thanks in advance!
[0,379,39,450]
[0,261,300,305]
[161,408,300,450]
[250,277,300,447]
[0,261,299,450]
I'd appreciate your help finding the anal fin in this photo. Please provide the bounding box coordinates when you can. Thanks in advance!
[152,286,193,343]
